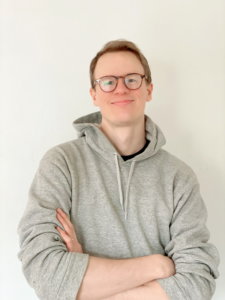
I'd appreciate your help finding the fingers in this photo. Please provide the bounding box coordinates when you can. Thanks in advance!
[56,209,78,238]
[56,225,75,252]
[56,210,70,233]
[56,208,69,222]
[56,225,70,244]
[55,208,83,253]
[56,208,74,232]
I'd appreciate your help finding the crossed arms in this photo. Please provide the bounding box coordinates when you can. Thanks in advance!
[18,149,219,300]
[56,208,175,300]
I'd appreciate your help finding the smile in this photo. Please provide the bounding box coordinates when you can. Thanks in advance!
[111,100,134,105]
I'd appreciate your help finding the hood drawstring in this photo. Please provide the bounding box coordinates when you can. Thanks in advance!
[124,160,135,219]
[114,154,124,210]
[114,153,136,219]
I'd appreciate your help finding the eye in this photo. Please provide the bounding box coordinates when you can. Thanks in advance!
[103,80,114,86]
[126,74,140,83]
[127,78,137,83]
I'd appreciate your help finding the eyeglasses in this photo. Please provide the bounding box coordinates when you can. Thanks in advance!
[94,73,148,92]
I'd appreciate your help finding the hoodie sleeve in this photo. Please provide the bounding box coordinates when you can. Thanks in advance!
[157,168,219,300]
[17,148,89,300]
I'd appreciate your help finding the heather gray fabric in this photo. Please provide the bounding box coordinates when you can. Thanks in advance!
[18,111,219,300]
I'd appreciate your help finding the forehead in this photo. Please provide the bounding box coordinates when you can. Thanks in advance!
[94,51,144,78]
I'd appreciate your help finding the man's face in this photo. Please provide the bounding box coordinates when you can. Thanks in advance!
[90,51,153,128]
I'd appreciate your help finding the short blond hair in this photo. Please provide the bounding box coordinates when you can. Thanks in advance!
[90,39,152,88]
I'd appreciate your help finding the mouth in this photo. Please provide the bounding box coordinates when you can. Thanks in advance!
[111,100,134,105]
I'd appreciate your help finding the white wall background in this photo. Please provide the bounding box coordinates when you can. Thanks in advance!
[1,0,224,299]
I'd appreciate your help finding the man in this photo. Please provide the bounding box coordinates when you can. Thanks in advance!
[18,40,219,300]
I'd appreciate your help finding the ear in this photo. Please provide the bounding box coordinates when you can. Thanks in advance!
[90,87,97,106]
[146,83,153,102]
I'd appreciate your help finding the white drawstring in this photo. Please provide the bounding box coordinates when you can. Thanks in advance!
[114,153,124,210]
[124,160,136,219]
[114,153,136,219]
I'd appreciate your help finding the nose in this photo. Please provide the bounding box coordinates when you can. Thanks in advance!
[114,78,128,93]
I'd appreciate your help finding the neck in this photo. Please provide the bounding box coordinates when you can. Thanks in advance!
[100,117,146,156]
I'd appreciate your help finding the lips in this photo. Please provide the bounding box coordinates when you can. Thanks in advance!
[111,100,134,105]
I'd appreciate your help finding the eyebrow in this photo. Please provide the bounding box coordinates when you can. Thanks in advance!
[97,73,143,79]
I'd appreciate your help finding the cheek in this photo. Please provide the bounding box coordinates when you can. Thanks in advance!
[134,90,149,103]
[94,94,111,107]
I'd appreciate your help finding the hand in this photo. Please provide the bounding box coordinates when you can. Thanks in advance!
[56,208,83,253]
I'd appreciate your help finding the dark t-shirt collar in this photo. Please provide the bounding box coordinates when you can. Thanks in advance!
[121,139,150,161]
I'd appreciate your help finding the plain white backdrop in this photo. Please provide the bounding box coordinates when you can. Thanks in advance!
[0,0,224,299]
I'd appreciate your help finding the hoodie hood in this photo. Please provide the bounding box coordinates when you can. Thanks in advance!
[73,111,166,162]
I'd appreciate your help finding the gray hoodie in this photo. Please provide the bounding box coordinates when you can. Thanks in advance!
[18,112,219,300]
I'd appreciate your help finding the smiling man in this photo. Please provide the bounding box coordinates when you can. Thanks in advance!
[18,40,219,300]
[90,50,152,158]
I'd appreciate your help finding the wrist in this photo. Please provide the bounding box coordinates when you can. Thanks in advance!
[150,254,175,279]
[148,254,164,279]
